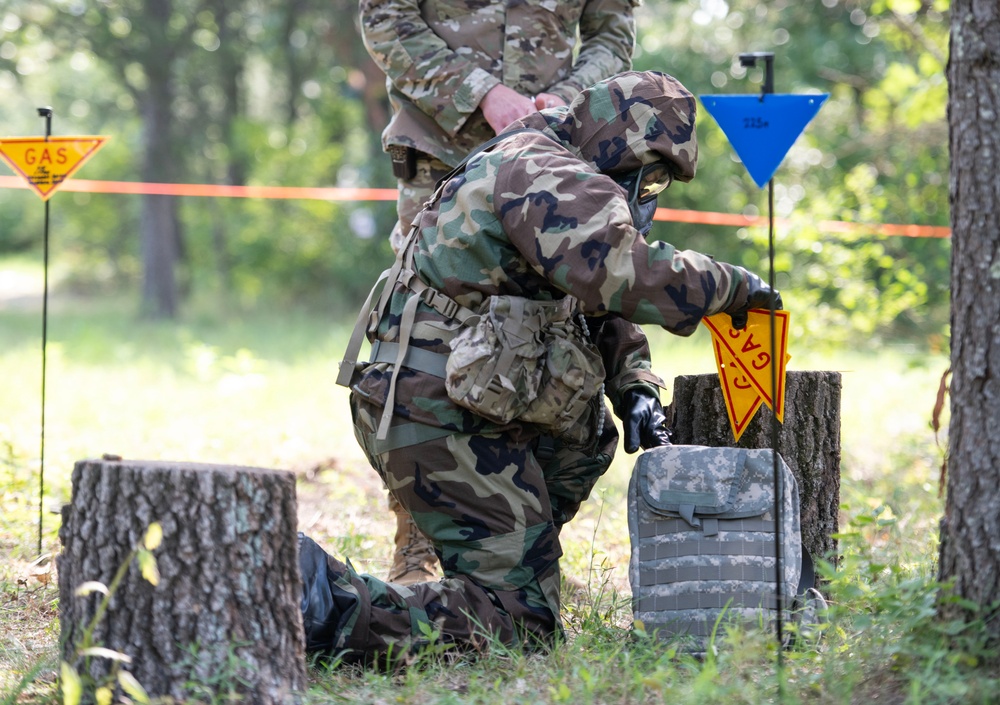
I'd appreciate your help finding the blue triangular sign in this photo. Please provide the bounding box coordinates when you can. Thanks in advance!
[700,93,828,188]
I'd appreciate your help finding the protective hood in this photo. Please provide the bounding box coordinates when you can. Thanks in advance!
[514,71,698,182]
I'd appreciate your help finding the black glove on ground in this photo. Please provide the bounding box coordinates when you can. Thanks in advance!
[622,387,672,454]
[728,269,783,330]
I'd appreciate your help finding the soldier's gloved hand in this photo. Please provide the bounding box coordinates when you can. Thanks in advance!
[622,387,672,454]
[728,269,783,330]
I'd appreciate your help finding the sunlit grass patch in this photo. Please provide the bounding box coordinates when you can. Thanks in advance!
[0,444,60,698]
[1,293,994,704]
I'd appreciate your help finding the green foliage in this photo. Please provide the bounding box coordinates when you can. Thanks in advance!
[0,432,41,558]
[178,640,254,705]
[635,0,950,346]
[1,0,397,316]
[812,509,999,704]
[1,0,951,341]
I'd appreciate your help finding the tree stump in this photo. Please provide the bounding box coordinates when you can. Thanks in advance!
[58,458,306,704]
[668,371,842,566]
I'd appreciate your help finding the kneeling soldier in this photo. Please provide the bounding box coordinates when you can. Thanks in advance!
[300,70,780,663]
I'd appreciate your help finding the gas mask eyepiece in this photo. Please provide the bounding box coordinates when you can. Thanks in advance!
[614,161,674,236]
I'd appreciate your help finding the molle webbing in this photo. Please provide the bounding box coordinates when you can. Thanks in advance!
[635,591,781,613]
[637,563,777,587]
[368,341,448,379]
[637,517,777,540]
[627,446,803,652]
[636,537,777,562]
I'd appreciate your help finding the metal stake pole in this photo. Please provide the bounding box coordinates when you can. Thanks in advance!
[37,106,53,556]
[738,51,784,689]
[767,175,784,655]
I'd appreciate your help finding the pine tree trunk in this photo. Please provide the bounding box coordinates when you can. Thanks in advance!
[57,458,306,703]
[939,0,1000,637]
[668,371,842,566]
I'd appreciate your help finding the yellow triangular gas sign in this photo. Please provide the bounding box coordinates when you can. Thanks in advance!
[712,337,764,442]
[703,309,790,422]
[0,136,108,201]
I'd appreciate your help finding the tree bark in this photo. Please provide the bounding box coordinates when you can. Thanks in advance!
[58,459,306,703]
[939,0,1000,637]
[668,371,842,567]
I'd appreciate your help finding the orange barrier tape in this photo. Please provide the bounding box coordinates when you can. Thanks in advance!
[0,174,951,238]
[0,174,397,201]
[654,207,951,238]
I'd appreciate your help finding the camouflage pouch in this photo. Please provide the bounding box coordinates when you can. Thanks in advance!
[445,295,548,425]
[628,445,802,653]
[519,304,605,438]
[445,295,605,434]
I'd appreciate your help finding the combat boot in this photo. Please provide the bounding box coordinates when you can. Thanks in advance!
[386,495,439,585]
[299,533,357,653]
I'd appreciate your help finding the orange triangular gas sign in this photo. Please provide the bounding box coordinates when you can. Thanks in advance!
[0,136,108,201]
[712,337,764,442]
[703,309,790,422]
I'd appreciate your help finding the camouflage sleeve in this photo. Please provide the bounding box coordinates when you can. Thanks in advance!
[359,0,501,137]
[545,0,636,103]
[588,316,665,412]
[495,149,751,336]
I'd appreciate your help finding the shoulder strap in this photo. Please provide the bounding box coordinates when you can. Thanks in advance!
[338,127,547,440]
[374,127,543,341]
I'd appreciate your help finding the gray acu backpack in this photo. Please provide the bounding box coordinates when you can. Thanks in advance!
[628,445,803,650]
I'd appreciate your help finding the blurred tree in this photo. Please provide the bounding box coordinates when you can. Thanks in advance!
[0,0,955,345]
[173,0,397,308]
[1,0,395,314]
[132,0,185,318]
[937,0,999,639]
[634,0,951,346]
[3,0,198,317]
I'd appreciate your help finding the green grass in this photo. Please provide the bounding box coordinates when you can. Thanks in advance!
[1,282,994,704]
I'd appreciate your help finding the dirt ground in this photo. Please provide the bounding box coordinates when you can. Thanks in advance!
[1,450,635,698]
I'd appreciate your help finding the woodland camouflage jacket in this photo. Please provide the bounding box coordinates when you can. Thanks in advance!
[360,0,637,166]
[352,72,756,436]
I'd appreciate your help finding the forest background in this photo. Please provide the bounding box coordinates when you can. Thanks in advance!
[1,0,982,701]
[0,0,950,348]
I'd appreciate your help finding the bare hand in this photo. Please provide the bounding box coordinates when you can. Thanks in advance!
[534,93,567,111]
[480,84,538,134]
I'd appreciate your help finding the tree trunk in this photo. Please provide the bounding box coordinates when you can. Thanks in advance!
[139,0,181,319]
[57,458,306,703]
[668,371,842,567]
[939,0,1000,637]
[139,191,180,318]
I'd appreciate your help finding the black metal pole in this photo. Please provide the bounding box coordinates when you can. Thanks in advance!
[37,106,53,556]
[738,50,784,689]
[768,176,784,657]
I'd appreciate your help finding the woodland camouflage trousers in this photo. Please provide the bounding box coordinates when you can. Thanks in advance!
[303,394,618,663]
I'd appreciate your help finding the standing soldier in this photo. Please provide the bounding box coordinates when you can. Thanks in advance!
[360,0,639,585]
[299,71,782,663]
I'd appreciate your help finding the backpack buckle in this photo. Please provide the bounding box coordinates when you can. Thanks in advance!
[421,288,460,319]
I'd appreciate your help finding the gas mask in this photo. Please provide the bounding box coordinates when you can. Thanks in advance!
[613,161,674,237]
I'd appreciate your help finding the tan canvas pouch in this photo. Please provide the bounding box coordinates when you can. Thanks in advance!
[519,298,605,437]
[444,295,546,425]
[445,295,605,434]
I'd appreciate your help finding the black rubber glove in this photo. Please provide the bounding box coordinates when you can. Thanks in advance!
[622,387,672,454]
[728,269,783,330]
